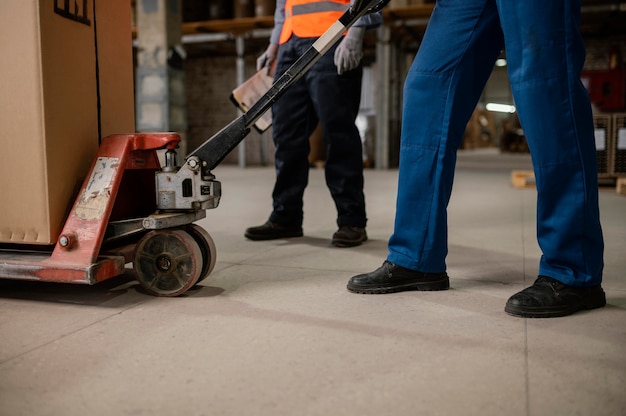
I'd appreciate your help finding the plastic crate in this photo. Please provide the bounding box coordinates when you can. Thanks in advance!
[612,113,626,176]
[593,114,612,177]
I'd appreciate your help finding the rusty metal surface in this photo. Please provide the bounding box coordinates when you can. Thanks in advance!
[0,252,125,285]
[0,133,182,287]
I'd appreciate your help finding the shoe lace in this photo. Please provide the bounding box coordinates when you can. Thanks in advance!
[536,276,564,296]
[383,260,396,277]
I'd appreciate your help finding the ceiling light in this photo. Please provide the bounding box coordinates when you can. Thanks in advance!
[495,58,507,67]
[486,103,516,113]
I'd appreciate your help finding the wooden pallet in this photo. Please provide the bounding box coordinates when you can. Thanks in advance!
[617,177,626,196]
[511,170,535,188]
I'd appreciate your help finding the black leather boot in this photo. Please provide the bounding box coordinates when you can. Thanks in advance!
[347,261,449,294]
[244,221,303,241]
[505,276,606,318]
[332,226,367,247]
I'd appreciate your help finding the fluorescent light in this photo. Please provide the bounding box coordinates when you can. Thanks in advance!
[495,58,507,67]
[486,103,516,113]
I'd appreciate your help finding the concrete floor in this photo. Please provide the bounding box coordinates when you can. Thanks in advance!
[0,149,624,416]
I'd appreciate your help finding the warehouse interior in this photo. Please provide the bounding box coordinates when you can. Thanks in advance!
[0,1,625,415]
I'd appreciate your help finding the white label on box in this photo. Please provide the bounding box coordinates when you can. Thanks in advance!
[618,128,626,150]
[594,128,606,151]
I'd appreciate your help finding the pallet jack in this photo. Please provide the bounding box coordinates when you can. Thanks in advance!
[0,0,389,297]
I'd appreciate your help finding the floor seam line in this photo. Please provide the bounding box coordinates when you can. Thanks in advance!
[0,301,148,366]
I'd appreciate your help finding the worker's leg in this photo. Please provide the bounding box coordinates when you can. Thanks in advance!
[308,42,367,228]
[497,0,604,286]
[387,0,504,272]
[270,36,320,228]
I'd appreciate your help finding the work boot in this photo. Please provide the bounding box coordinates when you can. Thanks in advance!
[244,220,303,241]
[505,276,606,318]
[331,226,367,247]
[347,261,449,294]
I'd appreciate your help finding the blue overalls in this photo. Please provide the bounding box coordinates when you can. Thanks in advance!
[387,0,604,287]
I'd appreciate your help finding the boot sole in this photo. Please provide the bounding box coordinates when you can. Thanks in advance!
[332,236,367,247]
[244,231,303,241]
[347,279,450,294]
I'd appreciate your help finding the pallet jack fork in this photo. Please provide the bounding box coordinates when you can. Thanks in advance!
[0,0,389,297]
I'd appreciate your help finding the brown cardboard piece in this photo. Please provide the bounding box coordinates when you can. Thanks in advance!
[0,0,135,245]
[230,68,274,133]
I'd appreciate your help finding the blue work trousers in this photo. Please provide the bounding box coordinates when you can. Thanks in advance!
[387,0,604,286]
[269,35,367,229]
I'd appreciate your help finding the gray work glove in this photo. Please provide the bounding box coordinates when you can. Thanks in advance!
[334,26,365,75]
[256,43,279,76]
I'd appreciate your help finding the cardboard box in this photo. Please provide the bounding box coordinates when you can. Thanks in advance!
[0,0,135,245]
[462,108,497,150]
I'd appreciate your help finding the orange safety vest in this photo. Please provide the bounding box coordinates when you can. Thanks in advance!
[279,0,350,44]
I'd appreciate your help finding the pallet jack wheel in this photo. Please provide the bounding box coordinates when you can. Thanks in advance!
[133,229,203,296]
[184,224,217,283]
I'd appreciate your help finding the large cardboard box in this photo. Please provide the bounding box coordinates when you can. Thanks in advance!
[0,0,135,245]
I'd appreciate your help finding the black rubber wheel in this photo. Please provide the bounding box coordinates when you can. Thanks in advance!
[184,224,217,283]
[133,229,203,296]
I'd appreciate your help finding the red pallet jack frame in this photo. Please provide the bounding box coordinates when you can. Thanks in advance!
[0,133,216,296]
[0,0,388,296]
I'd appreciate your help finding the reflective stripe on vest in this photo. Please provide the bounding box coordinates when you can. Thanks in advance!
[279,0,350,44]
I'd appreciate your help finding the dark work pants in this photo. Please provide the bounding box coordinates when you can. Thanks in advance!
[269,35,367,229]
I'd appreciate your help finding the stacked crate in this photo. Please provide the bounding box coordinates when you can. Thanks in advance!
[593,114,613,178]
[612,113,626,177]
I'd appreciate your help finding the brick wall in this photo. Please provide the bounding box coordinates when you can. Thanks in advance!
[184,54,275,166]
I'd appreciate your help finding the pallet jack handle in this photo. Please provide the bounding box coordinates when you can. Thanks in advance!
[186,0,391,171]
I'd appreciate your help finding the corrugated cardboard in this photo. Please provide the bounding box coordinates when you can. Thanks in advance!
[0,0,135,245]
[230,67,273,133]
